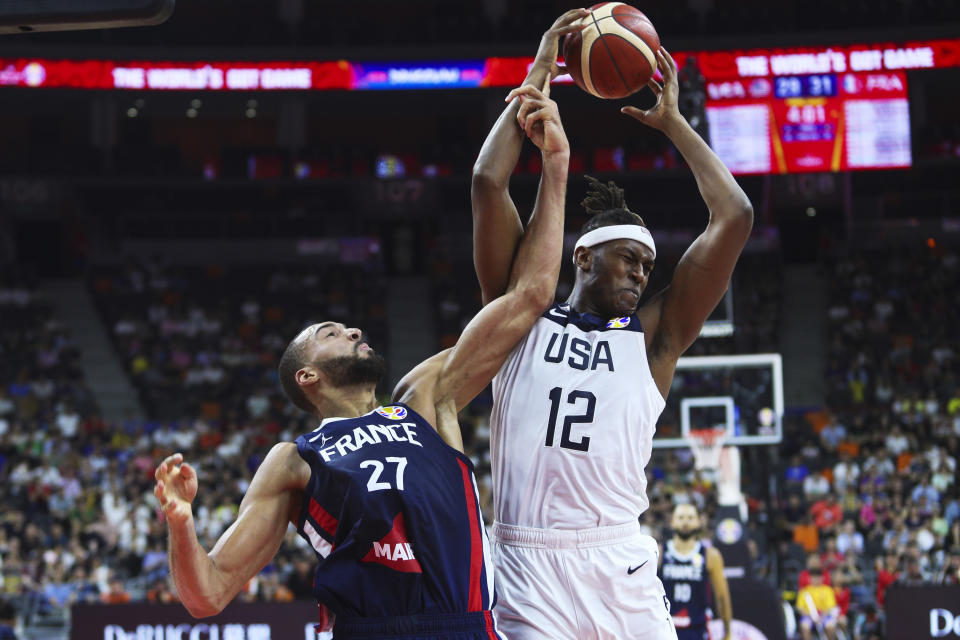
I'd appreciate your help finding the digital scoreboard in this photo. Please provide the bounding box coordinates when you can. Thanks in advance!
[704,71,911,174]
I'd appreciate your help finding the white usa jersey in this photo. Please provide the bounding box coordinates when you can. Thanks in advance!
[490,302,666,529]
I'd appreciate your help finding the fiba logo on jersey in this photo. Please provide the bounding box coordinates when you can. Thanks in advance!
[606,317,631,329]
[376,406,408,420]
[716,518,743,545]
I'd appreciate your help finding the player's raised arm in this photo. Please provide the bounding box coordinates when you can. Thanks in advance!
[471,9,586,305]
[155,445,308,617]
[439,83,568,408]
[706,546,733,640]
[623,48,753,383]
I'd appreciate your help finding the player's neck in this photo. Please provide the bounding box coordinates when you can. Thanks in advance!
[566,284,605,318]
[672,537,697,554]
[315,385,379,420]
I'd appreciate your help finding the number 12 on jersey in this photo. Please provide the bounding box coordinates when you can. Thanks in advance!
[545,387,596,452]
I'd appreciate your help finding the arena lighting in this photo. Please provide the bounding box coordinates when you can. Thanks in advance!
[0,0,173,33]
[0,38,955,91]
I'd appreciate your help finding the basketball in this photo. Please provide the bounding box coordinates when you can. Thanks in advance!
[563,2,660,100]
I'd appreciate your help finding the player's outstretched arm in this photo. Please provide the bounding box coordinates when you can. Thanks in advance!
[440,84,568,404]
[471,9,586,305]
[706,546,733,640]
[154,445,308,617]
[396,86,568,443]
[623,47,753,390]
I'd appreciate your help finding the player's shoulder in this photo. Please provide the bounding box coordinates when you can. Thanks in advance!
[541,302,644,333]
[256,441,311,491]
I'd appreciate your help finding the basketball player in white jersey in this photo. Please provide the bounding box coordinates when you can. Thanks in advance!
[660,504,732,640]
[470,13,753,639]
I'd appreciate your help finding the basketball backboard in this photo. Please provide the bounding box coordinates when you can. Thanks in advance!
[653,353,783,448]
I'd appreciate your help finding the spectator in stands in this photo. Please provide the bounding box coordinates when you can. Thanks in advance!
[884,425,910,456]
[836,520,864,556]
[0,600,16,640]
[146,578,179,604]
[284,558,314,601]
[793,513,820,554]
[819,414,847,452]
[0,390,13,419]
[949,519,960,552]
[852,604,883,640]
[833,453,860,492]
[100,578,131,605]
[812,493,843,533]
[936,553,960,584]
[897,554,930,585]
[784,456,810,493]
[797,568,839,640]
[819,537,845,574]
[803,471,830,499]
[911,474,941,507]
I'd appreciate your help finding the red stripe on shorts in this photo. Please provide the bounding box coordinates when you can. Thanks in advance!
[457,459,483,612]
[484,610,498,639]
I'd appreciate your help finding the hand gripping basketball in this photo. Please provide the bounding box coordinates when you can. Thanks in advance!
[505,78,569,156]
[154,452,198,525]
[621,47,682,131]
[531,8,591,80]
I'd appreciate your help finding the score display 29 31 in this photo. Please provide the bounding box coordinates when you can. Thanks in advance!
[704,72,911,175]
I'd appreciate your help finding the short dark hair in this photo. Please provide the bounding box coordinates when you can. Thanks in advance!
[578,175,647,236]
[278,334,316,414]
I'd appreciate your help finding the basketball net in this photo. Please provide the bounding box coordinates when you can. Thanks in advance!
[687,428,742,508]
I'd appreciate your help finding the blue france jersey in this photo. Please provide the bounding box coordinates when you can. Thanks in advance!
[659,540,713,629]
[294,404,496,619]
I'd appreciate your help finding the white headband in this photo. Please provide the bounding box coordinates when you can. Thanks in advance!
[574,224,656,258]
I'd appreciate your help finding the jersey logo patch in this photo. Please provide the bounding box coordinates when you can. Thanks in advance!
[362,513,422,573]
[606,316,631,329]
[375,406,407,420]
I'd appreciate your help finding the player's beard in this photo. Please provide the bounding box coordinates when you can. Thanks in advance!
[319,353,387,387]
[675,528,700,541]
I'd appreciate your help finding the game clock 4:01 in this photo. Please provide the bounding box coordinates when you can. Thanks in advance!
[705,71,911,175]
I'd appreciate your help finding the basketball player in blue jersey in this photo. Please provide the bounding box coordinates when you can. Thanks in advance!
[659,504,732,640]
[153,81,569,640]
[471,14,753,640]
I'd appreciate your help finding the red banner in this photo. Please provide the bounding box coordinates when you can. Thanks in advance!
[0,38,954,92]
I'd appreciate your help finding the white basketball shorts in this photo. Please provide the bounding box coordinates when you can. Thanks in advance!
[492,521,678,640]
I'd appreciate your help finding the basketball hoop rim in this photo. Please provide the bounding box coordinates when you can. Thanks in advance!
[686,427,729,446]
[686,427,728,471]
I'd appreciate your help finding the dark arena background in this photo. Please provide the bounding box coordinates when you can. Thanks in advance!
[1,2,960,639]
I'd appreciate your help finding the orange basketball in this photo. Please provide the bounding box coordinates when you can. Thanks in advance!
[563,2,660,100]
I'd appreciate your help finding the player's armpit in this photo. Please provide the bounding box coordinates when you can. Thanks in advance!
[658,212,751,350]
[182,443,308,616]
[392,350,461,450]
